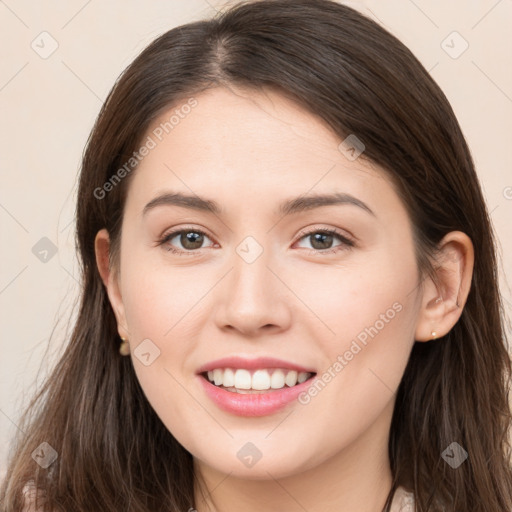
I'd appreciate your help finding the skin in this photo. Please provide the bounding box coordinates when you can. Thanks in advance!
[95,85,474,512]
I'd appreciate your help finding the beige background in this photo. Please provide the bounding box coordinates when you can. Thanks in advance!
[1,0,511,483]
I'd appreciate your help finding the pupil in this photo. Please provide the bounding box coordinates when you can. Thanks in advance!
[311,233,332,250]
[182,232,203,249]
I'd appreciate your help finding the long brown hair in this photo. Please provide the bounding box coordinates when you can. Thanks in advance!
[2,1,511,510]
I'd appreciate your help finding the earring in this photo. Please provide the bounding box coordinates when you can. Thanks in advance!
[431,331,437,340]
[119,336,130,356]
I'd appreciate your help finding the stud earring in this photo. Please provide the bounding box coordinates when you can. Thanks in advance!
[431,331,437,340]
[119,336,130,356]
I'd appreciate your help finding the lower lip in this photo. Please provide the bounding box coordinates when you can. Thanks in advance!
[197,374,316,417]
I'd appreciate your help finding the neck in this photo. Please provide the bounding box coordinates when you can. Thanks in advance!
[193,400,395,512]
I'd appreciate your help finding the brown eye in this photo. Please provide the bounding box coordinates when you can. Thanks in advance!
[296,228,354,254]
[309,232,335,250]
[159,229,214,254]
[176,231,205,250]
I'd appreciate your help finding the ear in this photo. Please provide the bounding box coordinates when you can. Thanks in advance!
[94,228,130,340]
[414,231,474,342]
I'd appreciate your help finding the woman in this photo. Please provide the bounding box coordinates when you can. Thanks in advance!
[2,0,511,510]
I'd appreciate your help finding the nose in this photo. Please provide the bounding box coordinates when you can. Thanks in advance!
[213,244,292,337]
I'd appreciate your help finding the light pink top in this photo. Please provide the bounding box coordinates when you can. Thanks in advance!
[390,486,415,511]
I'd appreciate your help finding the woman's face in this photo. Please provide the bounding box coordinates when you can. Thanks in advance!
[100,86,424,479]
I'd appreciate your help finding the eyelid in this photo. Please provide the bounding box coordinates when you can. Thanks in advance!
[159,224,214,242]
[295,224,355,244]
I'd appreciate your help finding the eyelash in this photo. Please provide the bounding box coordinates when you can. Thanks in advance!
[157,225,355,256]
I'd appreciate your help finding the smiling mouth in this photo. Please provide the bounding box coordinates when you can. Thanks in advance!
[201,368,317,394]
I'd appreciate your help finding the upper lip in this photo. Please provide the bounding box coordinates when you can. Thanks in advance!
[196,356,316,375]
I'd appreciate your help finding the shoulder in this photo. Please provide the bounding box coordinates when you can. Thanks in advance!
[21,480,46,512]
[391,486,415,512]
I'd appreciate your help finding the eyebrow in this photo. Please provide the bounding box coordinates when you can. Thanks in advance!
[142,191,375,218]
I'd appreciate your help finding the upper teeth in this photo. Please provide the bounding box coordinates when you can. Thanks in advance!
[206,368,311,390]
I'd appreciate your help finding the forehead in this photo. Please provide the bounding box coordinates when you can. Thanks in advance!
[124,85,398,219]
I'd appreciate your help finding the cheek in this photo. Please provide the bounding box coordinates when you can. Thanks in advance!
[121,252,203,339]
[294,286,415,456]
[299,255,414,336]
[121,267,198,441]
[300,247,418,385]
